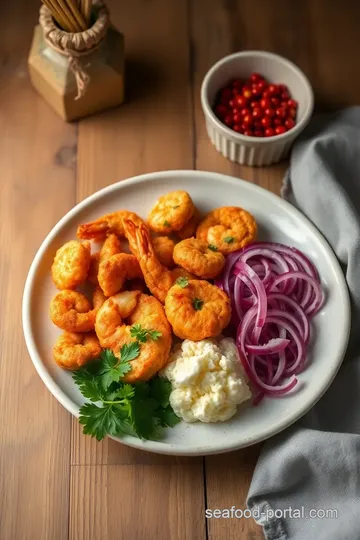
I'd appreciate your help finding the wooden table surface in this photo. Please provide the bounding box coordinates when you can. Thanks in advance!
[1,1,359,538]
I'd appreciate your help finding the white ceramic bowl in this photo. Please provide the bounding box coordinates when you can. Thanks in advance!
[201,51,314,166]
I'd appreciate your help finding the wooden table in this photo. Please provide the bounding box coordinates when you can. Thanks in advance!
[1,1,359,538]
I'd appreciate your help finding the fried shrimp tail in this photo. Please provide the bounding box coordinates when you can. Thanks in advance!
[50,288,106,332]
[51,240,91,290]
[123,219,194,303]
[173,237,225,279]
[165,280,231,341]
[77,211,144,241]
[53,332,101,370]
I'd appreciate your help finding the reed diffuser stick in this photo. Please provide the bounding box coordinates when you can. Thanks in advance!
[64,0,87,31]
[83,0,92,26]
[44,0,78,31]
[54,0,83,31]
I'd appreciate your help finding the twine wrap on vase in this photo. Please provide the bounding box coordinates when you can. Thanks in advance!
[39,2,109,99]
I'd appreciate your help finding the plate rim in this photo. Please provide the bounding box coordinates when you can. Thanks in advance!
[22,169,351,456]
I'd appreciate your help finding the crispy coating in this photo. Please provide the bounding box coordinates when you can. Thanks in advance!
[88,253,100,286]
[50,288,106,332]
[95,291,172,382]
[173,237,225,279]
[177,207,201,240]
[147,191,195,233]
[152,235,176,268]
[123,219,195,303]
[53,332,101,370]
[196,206,257,255]
[165,280,231,341]
[77,211,144,241]
[98,253,143,297]
[100,234,122,260]
[51,240,91,290]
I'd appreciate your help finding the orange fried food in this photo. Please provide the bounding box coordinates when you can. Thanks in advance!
[147,191,195,234]
[98,253,143,297]
[53,331,101,370]
[173,237,225,279]
[88,253,100,286]
[152,235,176,268]
[196,206,257,255]
[51,240,91,290]
[177,207,201,240]
[123,219,195,303]
[50,288,106,332]
[165,280,231,341]
[77,211,144,241]
[95,291,172,382]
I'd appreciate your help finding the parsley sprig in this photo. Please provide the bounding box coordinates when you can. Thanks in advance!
[176,276,189,288]
[130,324,162,343]
[73,345,180,441]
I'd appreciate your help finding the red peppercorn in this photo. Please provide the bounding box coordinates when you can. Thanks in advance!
[242,114,253,126]
[233,113,242,124]
[243,129,253,136]
[251,86,262,98]
[250,101,257,109]
[265,127,275,137]
[261,116,271,127]
[232,107,241,115]
[275,125,287,135]
[280,90,290,101]
[273,118,282,126]
[224,114,233,127]
[215,104,228,118]
[257,80,267,92]
[254,120,263,129]
[252,107,263,119]
[264,107,275,117]
[235,95,248,108]
[278,84,288,93]
[268,84,279,95]
[233,124,243,133]
[242,86,252,99]
[240,108,251,117]
[280,101,289,110]
[229,99,235,108]
[285,118,296,130]
[254,129,263,137]
[260,98,271,109]
[249,73,263,83]
[262,90,271,99]
[275,107,287,118]
[288,99,298,108]
[271,97,280,107]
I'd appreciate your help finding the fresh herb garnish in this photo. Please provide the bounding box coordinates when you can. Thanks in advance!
[73,346,180,441]
[163,220,171,227]
[223,236,235,244]
[176,276,189,288]
[130,324,162,343]
[193,297,204,311]
[208,244,218,251]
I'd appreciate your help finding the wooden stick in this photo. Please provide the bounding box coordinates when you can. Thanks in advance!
[83,0,92,26]
[42,0,77,32]
[56,0,83,32]
[64,0,88,31]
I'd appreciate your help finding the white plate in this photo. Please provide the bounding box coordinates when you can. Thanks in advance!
[22,170,350,456]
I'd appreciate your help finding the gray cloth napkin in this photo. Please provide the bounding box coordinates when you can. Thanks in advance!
[247,107,360,540]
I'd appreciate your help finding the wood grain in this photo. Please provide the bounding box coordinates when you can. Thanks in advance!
[0,1,76,538]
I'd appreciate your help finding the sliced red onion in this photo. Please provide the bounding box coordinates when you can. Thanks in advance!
[246,338,290,355]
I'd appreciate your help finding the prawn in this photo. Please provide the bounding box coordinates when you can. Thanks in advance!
[151,235,175,268]
[98,253,143,297]
[147,191,195,233]
[196,206,257,255]
[77,211,144,242]
[123,219,195,303]
[50,288,106,332]
[88,234,123,289]
[51,240,91,290]
[95,291,172,382]
[165,280,231,341]
[177,207,201,240]
[53,332,101,370]
[173,237,225,279]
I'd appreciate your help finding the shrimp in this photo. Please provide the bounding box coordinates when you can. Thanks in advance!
[77,211,144,241]
[100,233,122,259]
[123,219,195,303]
[147,191,195,233]
[98,253,143,297]
[53,332,101,370]
[165,280,231,341]
[173,237,225,279]
[51,240,91,290]
[95,291,172,382]
[177,207,201,240]
[50,288,106,332]
[151,235,175,268]
[196,206,257,255]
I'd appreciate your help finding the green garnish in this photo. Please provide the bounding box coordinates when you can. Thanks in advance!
[130,324,162,343]
[163,220,171,227]
[193,297,204,311]
[176,276,189,288]
[73,346,180,441]
[224,236,235,244]
[173,205,180,209]
[208,244,218,251]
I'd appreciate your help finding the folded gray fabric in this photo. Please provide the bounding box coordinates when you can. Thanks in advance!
[247,107,360,540]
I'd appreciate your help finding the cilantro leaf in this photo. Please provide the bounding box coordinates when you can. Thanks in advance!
[157,406,181,428]
[147,329,162,341]
[163,220,171,227]
[72,369,104,402]
[176,276,189,288]
[149,377,172,408]
[208,244,218,251]
[78,403,123,441]
[130,324,162,343]
[193,297,204,311]
[120,342,141,363]
[98,346,137,391]
[110,384,135,400]
[223,236,234,244]
[130,398,161,440]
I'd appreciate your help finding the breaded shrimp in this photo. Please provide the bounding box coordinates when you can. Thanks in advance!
[53,332,101,370]
[100,233,122,260]
[123,219,195,303]
[51,240,91,290]
[177,207,201,240]
[151,236,176,268]
[95,291,172,382]
[98,253,143,297]
[147,191,195,233]
[173,237,225,279]
[196,206,257,255]
[50,288,106,332]
[77,211,144,241]
[165,280,231,341]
